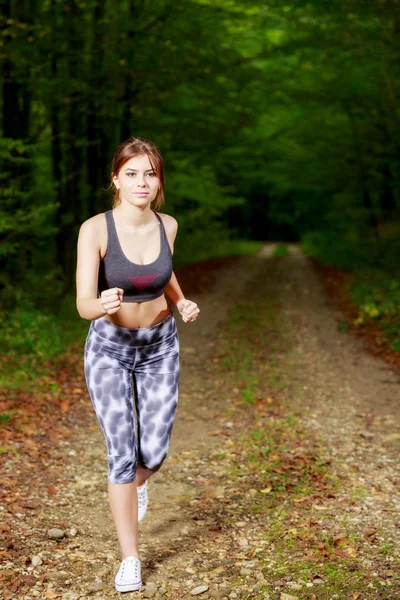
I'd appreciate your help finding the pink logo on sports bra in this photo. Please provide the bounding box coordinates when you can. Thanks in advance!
[127,274,160,292]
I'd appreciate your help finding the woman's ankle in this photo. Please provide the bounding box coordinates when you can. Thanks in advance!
[122,552,141,561]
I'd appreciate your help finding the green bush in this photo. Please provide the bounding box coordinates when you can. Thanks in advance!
[301,220,400,353]
[0,306,86,359]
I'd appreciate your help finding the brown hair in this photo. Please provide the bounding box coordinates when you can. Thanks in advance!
[110,137,165,209]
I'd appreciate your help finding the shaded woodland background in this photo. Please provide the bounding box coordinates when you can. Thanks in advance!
[1,0,400,379]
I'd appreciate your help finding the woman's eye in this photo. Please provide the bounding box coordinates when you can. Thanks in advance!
[126,172,155,177]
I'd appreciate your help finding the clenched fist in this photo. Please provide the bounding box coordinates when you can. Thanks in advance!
[100,287,124,314]
[176,298,200,323]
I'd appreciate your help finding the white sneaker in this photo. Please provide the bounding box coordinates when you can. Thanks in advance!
[115,556,142,592]
[137,480,148,522]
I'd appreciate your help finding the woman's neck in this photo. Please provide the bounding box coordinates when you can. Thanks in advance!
[113,203,156,229]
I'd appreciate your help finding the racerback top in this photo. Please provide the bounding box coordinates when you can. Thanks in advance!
[98,210,173,303]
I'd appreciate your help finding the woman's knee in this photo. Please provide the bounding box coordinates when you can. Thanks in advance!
[139,452,167,473]
[107,452,137,485]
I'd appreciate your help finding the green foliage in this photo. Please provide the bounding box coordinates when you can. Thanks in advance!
[0,412,15,425]
[0,304,87,391]
[301,229,363,271]
[166,159,245,262]
[390,336,400,353]
[0,137,59,309]
[304,228,400,351]
[242,377,259,404]
[0,309,78,357]
[349,271,400,351]
[350,274,400,317]
[1,0,400,358]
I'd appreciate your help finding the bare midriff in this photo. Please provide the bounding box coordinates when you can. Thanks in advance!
[103,294,171,329]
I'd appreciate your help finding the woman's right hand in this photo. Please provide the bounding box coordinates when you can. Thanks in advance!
[100,288,124,314]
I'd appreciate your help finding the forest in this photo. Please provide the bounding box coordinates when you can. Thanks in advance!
[1,0,400,374]
[1,4,400,597]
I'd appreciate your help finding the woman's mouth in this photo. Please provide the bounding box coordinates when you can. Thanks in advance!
[134,192,149,197]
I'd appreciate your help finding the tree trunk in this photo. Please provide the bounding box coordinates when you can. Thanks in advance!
[86,0,108,218]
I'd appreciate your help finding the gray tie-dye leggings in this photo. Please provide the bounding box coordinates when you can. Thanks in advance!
[83,312,179,484]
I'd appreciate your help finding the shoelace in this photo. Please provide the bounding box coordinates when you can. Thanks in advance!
[137,482,147,508]
[121,557,140,578]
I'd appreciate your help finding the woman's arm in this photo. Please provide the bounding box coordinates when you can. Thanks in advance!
[165,272,200,323]
[164,271,185,307]
[160,213,200,323]
[160,213,186,306]
[76,216,123,320]
[76,217,106,320]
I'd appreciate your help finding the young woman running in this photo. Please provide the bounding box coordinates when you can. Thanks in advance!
[76,137,200,593]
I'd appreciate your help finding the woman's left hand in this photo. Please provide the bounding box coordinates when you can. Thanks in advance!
[176,298,200,323]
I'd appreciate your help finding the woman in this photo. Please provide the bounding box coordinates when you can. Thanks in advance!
[76,137,200,593]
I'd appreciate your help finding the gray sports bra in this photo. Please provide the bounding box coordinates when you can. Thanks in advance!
[98,210,173,303]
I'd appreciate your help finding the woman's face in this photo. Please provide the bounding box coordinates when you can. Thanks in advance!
[112,153,160,209]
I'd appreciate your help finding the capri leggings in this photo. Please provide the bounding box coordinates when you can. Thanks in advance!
[83,312,180,484]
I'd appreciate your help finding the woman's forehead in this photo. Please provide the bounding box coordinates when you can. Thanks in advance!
[123,154,154,170]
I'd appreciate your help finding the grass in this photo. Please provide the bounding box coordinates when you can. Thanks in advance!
[0,299,88,392]
[273,243,290,258]
[0,412,15,425]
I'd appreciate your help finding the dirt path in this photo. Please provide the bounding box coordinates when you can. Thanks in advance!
[1,244,399,600]
[274,244,399,465]
[266,246,399,596]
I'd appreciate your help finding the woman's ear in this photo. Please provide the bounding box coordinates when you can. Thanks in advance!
[112,174,119,189]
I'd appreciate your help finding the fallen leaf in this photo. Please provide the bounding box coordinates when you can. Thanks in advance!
[333,534,348,545]
[364,527,379,537]
[23,438,37,449]
[312,504,328,511]
[69,551,87,559]
[211,567,226,575]
[44,591,59,599]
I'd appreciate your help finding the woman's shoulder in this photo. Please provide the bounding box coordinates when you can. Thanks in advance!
[156,212,178,235]
[79,212,107,239]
